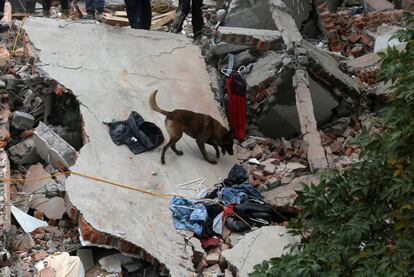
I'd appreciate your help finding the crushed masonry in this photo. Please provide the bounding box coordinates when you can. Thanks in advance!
[0,0,407,276]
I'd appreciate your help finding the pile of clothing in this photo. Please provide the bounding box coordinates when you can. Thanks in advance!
[169,164,285,248]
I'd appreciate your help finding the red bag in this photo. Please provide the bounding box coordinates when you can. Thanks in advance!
[226,72,247,141]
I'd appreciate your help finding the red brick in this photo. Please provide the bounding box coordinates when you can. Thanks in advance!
[32,251,48,261]
[78,216,93,241]
[348,33,361,43]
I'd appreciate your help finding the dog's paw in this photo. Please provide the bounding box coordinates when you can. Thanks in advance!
[161,159,166,165]
[208,159,217,165]
[216,152,220,158]
[176,150,184,155]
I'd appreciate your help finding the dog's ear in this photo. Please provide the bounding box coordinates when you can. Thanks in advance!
[221,146,227,156]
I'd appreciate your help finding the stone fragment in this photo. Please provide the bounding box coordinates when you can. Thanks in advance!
[251,144,263,159]
[203,264,222,277]
[263,175,319,207]
[269,0,302,43]
[223,226,300,277]
[225,0,276,30]
[17,234,35,252]
[33,122,77,168]
[263,163,276,176]
[8,137,41,164]
[205,252,220,265]
[246,52,282,90]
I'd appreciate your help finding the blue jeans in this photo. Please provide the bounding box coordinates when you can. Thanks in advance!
[86,0,105,14]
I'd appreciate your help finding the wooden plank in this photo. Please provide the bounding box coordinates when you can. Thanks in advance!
[150,10,176,30]
[103,10,176,29]
[114,11,127,18]
[103,14,130,27]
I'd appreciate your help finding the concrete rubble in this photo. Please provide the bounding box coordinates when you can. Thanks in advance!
[0,0,407,276]
[222,226,300,276]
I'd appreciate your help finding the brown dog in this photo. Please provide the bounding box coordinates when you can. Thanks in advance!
[149,90,234,164]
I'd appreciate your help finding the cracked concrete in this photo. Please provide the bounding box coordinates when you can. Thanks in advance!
[222,226,300,276]
[24,17,236,276]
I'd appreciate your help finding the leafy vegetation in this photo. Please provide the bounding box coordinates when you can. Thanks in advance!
[251,12,414,277]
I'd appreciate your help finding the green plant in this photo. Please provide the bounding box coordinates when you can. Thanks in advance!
[251,12,414,277]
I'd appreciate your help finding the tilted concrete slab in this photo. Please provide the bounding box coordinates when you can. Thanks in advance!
[222,226,300,276]
[24,18,236,276]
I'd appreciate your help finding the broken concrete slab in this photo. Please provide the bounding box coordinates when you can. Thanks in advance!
[282,0,313,29]
[262,175,319,206]
[302,40,360,93]
[294,69,328,172]
[233,50,257,70]
[269,0,302,44]
[222,226,300,276]
[246,52,281,90]
[363,0,394,12]
[11,205,48,233]
[8,136,41,164]
[374,25,405,52]
[218,26,284,51]
[23,163,55,206]
[309,77,338,123]
[34,122,77,168]
[212,43,251,57]
[25,17,236,276]
[258,104,301,138]
[11,111,35,130]
[257,72,337,139]
[225,0,277,30]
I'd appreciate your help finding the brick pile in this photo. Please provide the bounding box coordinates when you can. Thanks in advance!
[314,0,403,57]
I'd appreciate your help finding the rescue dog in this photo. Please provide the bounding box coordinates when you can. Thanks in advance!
[149,90,234,164]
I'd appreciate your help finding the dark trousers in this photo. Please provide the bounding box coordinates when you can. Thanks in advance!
[0,0,4,13]
[172,0,203,36]
[124,0,152,30]
[85,0,105,14]
[42,0,70,10]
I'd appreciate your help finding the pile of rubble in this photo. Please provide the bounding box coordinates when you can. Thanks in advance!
[0,6,165,276]
[0,0,409,276]
[182,1,408,274]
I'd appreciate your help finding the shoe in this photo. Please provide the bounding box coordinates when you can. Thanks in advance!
[43,10,51,17]
[60,9,70,19]
[192,31,203,43]
[95,12,104,22]
[82,13,95,20]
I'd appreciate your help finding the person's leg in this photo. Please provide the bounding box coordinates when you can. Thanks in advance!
[192,0,204,38]
[125,0,151,30]
[85,0,95,15]
[42,0,52,11]
[95,0,105,14]
[60,0,69,10]
[0,0,5,14]
[171,0,191,33]
[142,0,152,30]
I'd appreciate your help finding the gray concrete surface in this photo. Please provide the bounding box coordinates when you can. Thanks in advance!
[25,18,236,276]
[222,226,300,276]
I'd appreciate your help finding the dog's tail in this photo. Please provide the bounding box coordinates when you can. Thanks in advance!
[149,90,170,116]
